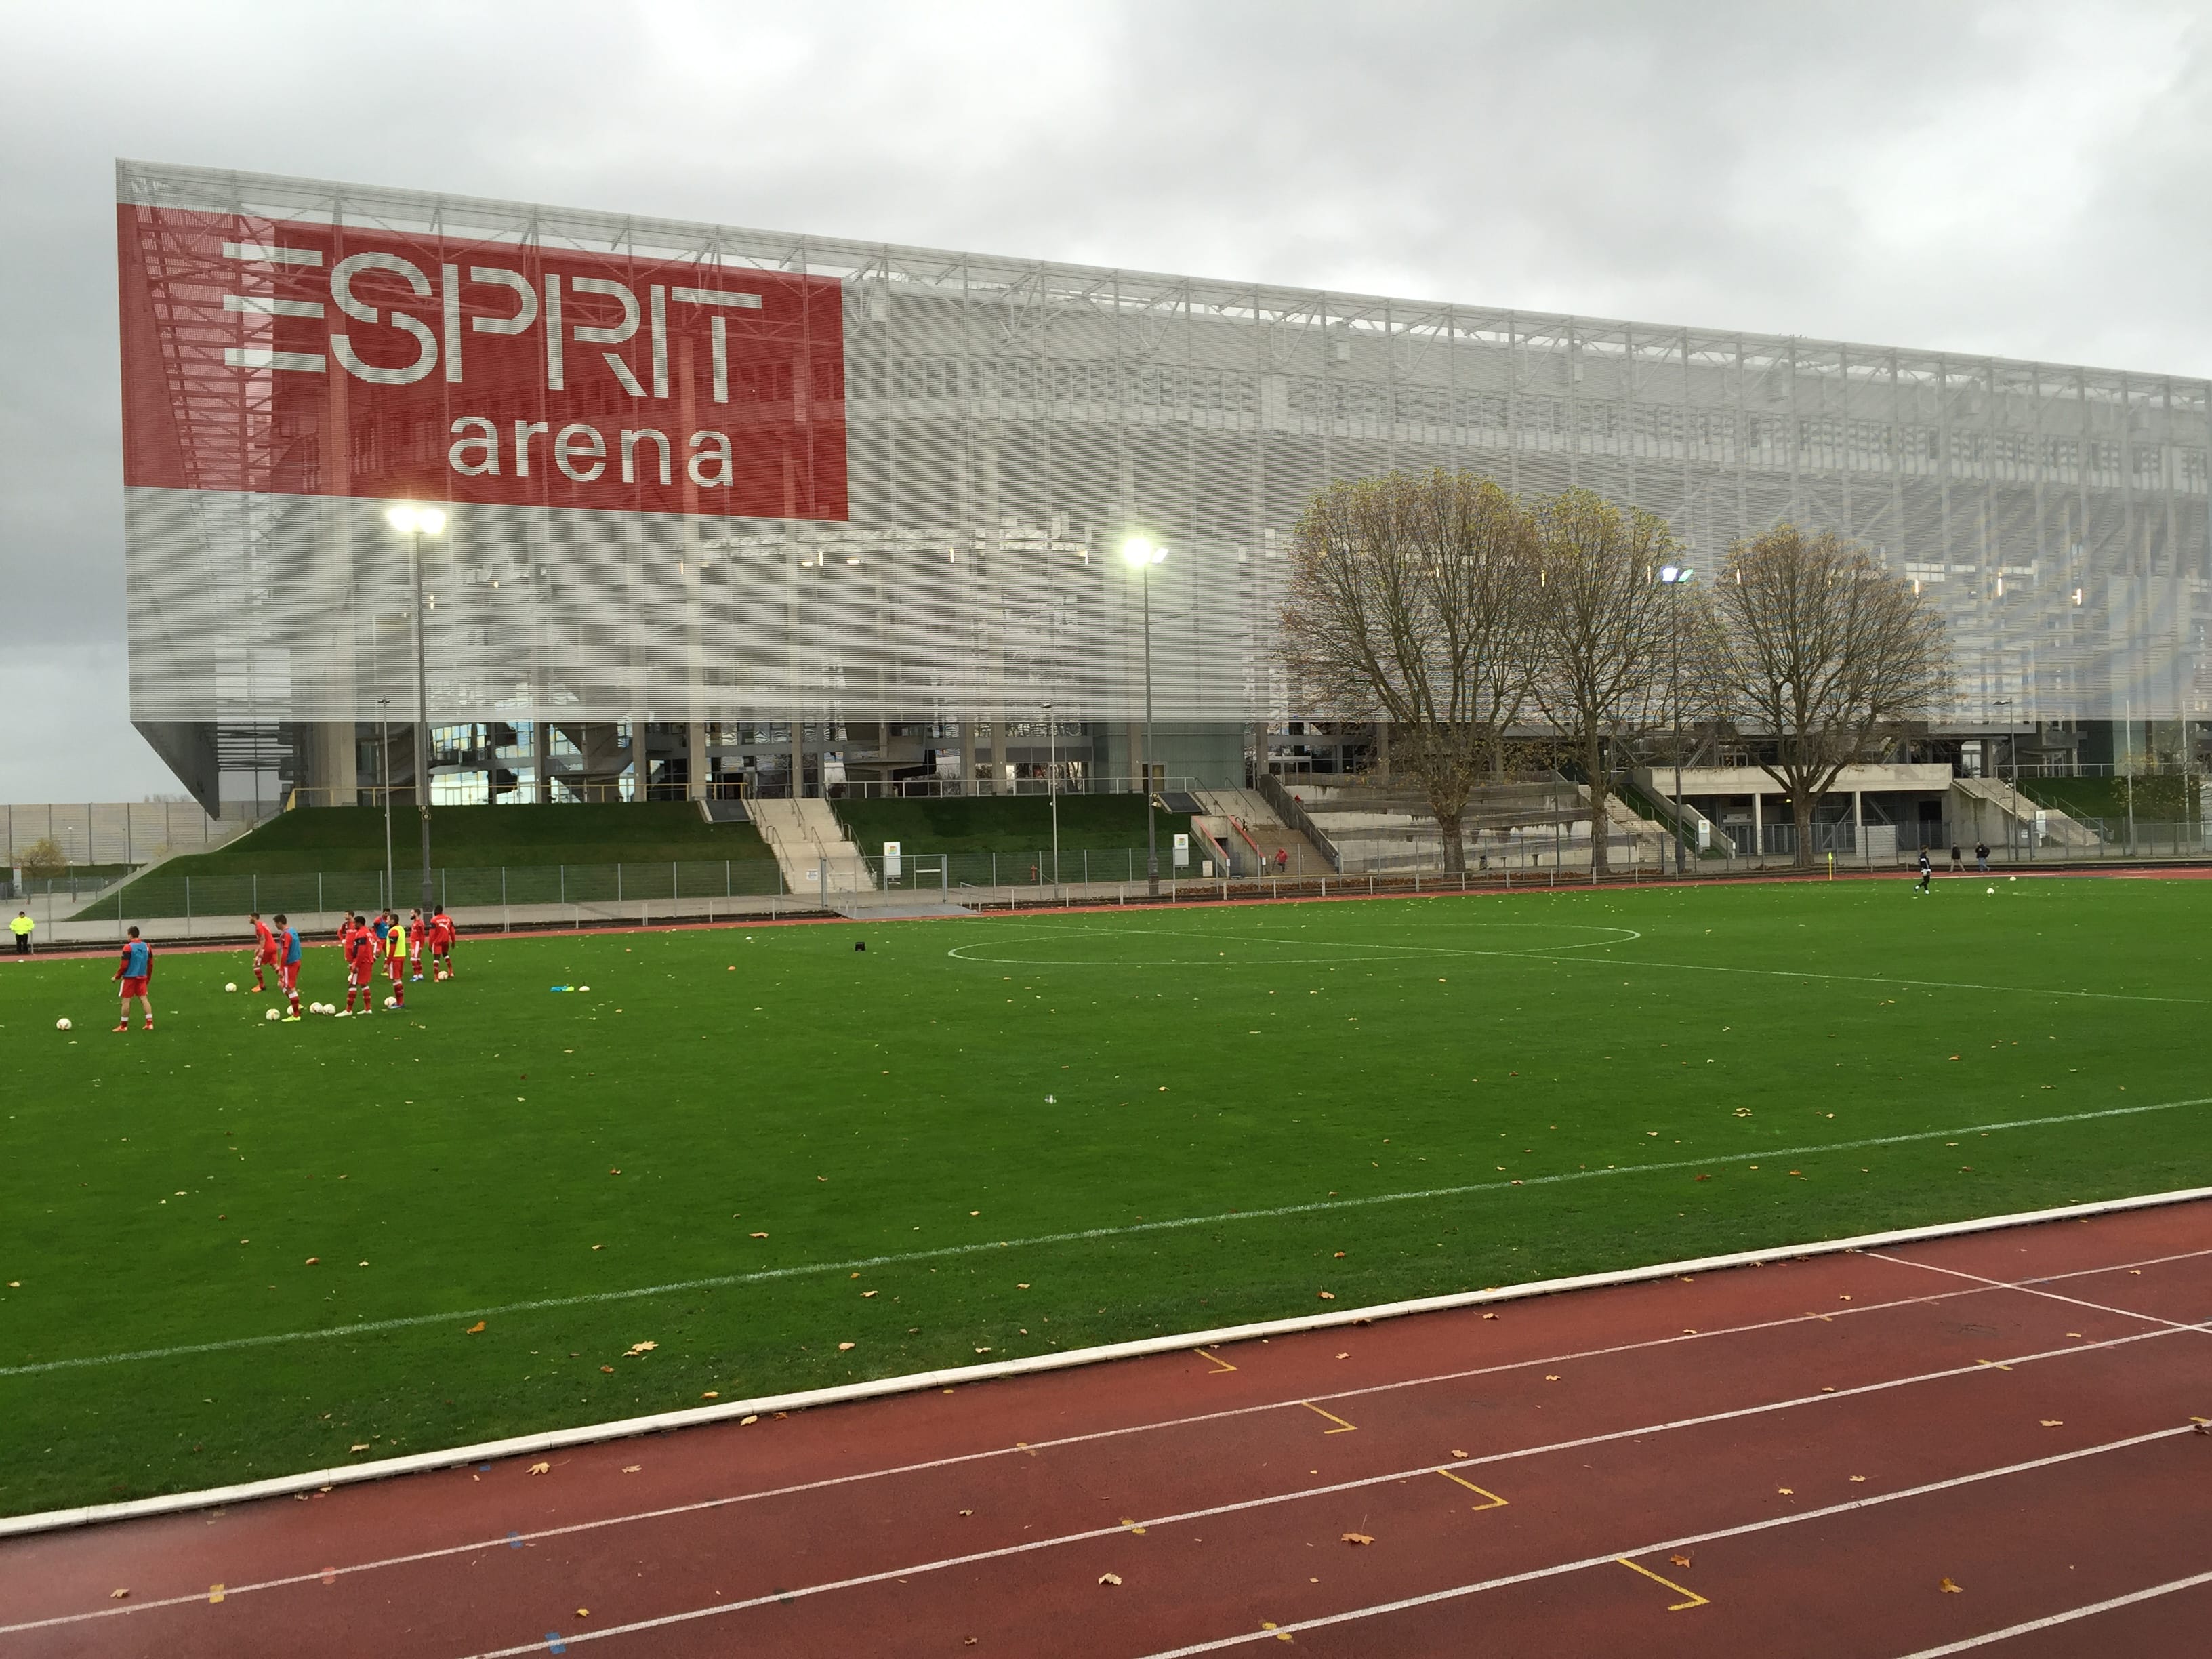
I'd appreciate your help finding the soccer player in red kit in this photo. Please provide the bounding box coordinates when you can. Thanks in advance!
[429,907,457,977]
[407,908,426,981]
[248,911,276,992]
[273,914,304,1019]
[344,920,379,1014]
[112,928,155,1032]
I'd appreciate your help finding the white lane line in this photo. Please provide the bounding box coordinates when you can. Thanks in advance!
[1893,1568,2212,1655]
[14,1096,2207,1381]
[1870,1251,2212,1336]
[16,1265,2108,1635]
[452,1424,2200,1658]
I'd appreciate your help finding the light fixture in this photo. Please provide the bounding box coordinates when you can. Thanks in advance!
[846,556,861,565]
[1122,536,1167,568]
[385,504,447,535]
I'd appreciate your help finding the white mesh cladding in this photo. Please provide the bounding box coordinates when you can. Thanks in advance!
[121,160,2212,729]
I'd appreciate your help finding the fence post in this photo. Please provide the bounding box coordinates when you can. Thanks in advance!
[560,865,566,905]
[501,866,508,933]
[185,876,191,937]
[253,873,259,914]
[617,863,623,902]
[318,872,324,916]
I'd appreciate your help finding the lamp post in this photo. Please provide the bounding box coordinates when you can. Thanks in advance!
[386,504,447,915]
[1992,696,2018,858]
[1658,564,1694,876]
[376,695,394,909]
[1122,536,1167,897]
[1042,699,1060,895]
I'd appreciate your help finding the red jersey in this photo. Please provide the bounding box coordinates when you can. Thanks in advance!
[430,916,455,949]
[253,918,274,951]
[345,931,378,979]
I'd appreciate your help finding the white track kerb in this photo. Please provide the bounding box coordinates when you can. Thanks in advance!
[4,1183,2209,1540]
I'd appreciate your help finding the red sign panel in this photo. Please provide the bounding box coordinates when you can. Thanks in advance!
[117,205,848,520]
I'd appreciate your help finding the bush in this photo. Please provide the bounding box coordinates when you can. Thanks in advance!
[17,837,65,878]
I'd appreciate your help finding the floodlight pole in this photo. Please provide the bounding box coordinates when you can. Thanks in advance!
[1141,559,1159,897]
[1043,700,1059,895]
[377,695,394,908]
[407,525,436,916]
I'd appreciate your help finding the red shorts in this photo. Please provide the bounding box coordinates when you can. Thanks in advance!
[256,945,279,966]
[280,962,300,992]
[349,965,372,989]
[119,976,149,998]
[387,958,405,981]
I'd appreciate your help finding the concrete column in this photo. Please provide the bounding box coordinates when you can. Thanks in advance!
[1752,790,1763,856]
[687,723,708,800]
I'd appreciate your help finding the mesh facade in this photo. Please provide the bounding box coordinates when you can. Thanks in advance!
[120,159,2212,779]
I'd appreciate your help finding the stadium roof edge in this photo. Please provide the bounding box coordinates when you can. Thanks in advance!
[115,157,2209,397]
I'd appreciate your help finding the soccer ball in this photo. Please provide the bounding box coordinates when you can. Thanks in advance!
[578,985,590,993]
[1987,886,1995,894]
[56,1018,70,1031]
[436,969,448,982]
[384,996,398,1010]
[264,1006,281,1022]
[224,981,237,993]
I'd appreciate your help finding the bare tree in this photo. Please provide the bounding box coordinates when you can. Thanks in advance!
[1529,488,1679,872]
[1710,525,1954,867]
[1276,470,1542,873]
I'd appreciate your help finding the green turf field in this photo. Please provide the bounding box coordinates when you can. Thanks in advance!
[3,874,2208,1517]
[834,793,1193,855]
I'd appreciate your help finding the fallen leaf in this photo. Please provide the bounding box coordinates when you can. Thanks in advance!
[1778,1488,1793,1495]
[110,1589,129,1599]
[1342,1532,1374,1546]
[1332,1250,1346,1258]
[1451,1448,1469,1458]
[348,1443,370,1452]
[1016,1283,1030,1290]
[975,1346,992,1354]
[1481,1312,1498,1320]
[1940,1578,1963,1594]
[701,1391,718,1399]
[741,1414,758,1425]
[862,1290,877,1298]
[466,1320,485,1334]
[626,1340,657,1355]
[750,1232,769,1239]
[304,1257,319,1265]
[600,1365,614,1373]
[576,1607,590,1617]
[1669,1553,1692,1568]
[621,1465,640,1474]
[1544,1374,1559,1382]
[1099,1572,1122,1586]
[838,1342,855,1351]
[1851,1475,1866,1482]
[609,1168,621,1175]
[1317,1291,1336,1301]
[959,1509,974,1515]
[2041,1420,2064,1427]
[529,1462,550,1475]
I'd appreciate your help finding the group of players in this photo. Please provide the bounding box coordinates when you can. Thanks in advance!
[241,906,458,1021]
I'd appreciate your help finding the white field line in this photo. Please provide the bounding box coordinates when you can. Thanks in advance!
[949,917,2206,1004]
[1893,1568,2212,1656]
[9,1097,2208,1389]
[23,1249,2200,1634]
[1129,1428,2203,1658]
[1869,1250,2212,1336]
[4,1190,2209,1551]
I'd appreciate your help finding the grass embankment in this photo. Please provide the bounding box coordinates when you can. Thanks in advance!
[2015,775,2196,830]
[3,875,2207,1515]
[153,804,773,877]
[834,794,1193,855]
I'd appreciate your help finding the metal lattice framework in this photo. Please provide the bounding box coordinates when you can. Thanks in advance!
[121,159,2212,747]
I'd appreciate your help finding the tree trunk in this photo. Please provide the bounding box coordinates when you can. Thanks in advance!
[1437,810,1466,874]
[1584,726,1610,873]
[1792,791,1817,869]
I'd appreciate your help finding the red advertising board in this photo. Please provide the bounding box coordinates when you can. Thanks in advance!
[116,205,848,520]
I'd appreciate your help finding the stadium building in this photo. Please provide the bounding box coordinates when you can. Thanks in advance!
[117,159,2212,817]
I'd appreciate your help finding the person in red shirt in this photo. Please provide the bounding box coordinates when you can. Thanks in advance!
[429,907,457,978]
[247,910,276,992]
[406,908,427,981]
[343,919,380,1015]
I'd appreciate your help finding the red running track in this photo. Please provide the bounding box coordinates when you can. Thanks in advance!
[4,1202,2210,1657]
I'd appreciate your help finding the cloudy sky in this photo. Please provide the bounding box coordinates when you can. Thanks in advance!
[3,0,2207,803]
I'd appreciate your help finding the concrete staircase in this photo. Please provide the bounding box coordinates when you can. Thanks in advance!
[1952,777,2102,849]
[750,798,877,895]
[1195,787,1332,876]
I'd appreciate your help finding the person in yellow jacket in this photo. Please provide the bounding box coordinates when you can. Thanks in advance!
[9,909,31,957]
[382,909,408,1008]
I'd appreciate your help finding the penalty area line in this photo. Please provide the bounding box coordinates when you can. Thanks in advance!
[5,1095,2212,1384]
